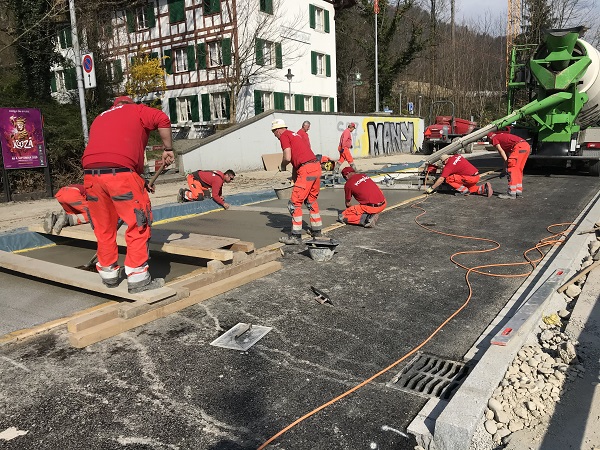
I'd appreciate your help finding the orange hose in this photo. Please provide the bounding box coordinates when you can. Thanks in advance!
[257,197,571,449]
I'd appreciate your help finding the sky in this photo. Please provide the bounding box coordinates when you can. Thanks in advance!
[454,0,507,24]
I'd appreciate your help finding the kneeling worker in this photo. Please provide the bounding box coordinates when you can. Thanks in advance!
[178,169,235,209]
[426,154,492,197]
[339,167,386,228]
[43,184,90,234]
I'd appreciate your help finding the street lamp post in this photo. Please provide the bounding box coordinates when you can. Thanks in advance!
[285,68,294,110]
[352,70,362,113]
[418,95,423,117]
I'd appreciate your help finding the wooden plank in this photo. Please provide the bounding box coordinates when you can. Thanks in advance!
[229,241,255,252]
[67,305,119,333]
[69,261,282,348]
[29,225,236,261]
[0,250,177,303]
[262,153,282,171]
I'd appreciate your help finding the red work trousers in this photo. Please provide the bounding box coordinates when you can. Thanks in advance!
[289,162,322,234]
[186,174,210,201]
[55,186,89,224]
[445,174,481,195]
[84,171,152,269]
[337,146,355,164]
[342,201,386,225]
[507,142,530,195]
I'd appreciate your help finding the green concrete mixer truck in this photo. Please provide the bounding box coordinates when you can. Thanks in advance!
[424,26,600,176]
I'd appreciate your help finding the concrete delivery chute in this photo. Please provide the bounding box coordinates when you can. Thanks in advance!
[423,27,600,175]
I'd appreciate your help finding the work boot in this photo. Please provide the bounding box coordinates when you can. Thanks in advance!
[279,234,302,245]
[516,191,523,198]
[498,193,517,200]
[350,163,358,172]
[337,212,345,224]
[177,188,185,203]
[454,192,469,196]
[43,211,57,233]
[97,263,121,288]
[309,229,322,238]
[364,214,380,228]
[128,277,165,294]
[52,210,69,234]
[483,182,493,198]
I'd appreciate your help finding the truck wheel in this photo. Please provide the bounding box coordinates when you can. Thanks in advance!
[422,143,434,155]
[589,160,600,177]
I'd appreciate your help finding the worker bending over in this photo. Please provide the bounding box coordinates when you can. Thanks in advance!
[336,122,357,173]
[82,96,174,293]
[487,132,530,199]
[426,154,492,197]
[43,184,90,234]
[271,118,323,244]
[178,169,235,209]
[339,167,386,228]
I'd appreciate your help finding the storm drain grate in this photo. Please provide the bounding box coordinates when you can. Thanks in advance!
[386,353,470,400]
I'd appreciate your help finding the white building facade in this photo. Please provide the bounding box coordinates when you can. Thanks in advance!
[51,0,337,139]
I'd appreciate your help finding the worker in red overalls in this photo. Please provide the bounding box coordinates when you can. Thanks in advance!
[43,184,90,234]
[178,169,235,209]
[487,132,530,199]
[426,154,493,197]
[339,167,386,227]
[82,96,174,293]
[271,118,323,244]
[336,122,357,173]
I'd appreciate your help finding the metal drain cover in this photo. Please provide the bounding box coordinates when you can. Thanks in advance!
[210,323,272,351]
[386,353,470,400]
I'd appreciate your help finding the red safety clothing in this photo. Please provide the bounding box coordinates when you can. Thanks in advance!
[54,184,89,224]
[82,103,170,275]
[338,128,355,164]
[83,103,170,174]
[278,130,322,234]
[440,155,485,195]
[297,128,311,149]
[185,170,226,205]
[342,172,386,225]
[490,134,530,196]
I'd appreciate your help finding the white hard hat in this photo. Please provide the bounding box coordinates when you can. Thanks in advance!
[271,119,287,130]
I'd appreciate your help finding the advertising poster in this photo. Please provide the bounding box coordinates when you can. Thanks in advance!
[0,108,48,169]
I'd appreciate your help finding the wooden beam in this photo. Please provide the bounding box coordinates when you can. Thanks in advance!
[0,250,178,303]
[68,261,282,348]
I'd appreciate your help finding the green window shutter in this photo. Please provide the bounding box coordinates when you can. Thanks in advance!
[266,0,273,14]
[255,39,264,66]
[201,93,211,121]
[150,52,158,60]
[325,54,331,77]
[309,4,316,29]
[274,92,284,110]
[164,49,172,74]
[65,68,77,90]
[197,43,207,69]
[66,28,73,47]
[114,59,123,82]
[130,56,135,65]
[169,0,185,23]
[190,95,200,122]
[324,9,330,33]
[222,38,231,66]
[313,96,321,112]
[329,97,334,112]
[225,93,231,119]
[275,43,282,69]
[295,94,304,111]
[50,74,57,92]
[126,9,135,32]
[187,45,196,71]
[254,90,263,114]
[311,51,317,75]
[59,29,66,49]
[168,97,178,123]
[204,0,221,15]
[146,4,156,28]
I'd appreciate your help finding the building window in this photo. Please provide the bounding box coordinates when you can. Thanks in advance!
[263,41,273,66]
[309,4,330,33]
[136,6,149,29]
[260,0,273,14]
[55,71,66,91]
[321,97,328,112]
[261,91,272,111]
[58,27,72,49]
[256,39,281,67]
[304,96,312,112]
[173,48,188,73]
[203,0,221,15]
[315,8,324,31]
[177,97,193,123]
[311,51,331,77]
[211,92,229,120]
[316,53,325,75]
[105,59,123,82]
[207,41,222,67]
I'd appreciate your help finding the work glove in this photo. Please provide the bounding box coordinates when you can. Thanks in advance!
[144,180,155,194]
[426,187,434,194]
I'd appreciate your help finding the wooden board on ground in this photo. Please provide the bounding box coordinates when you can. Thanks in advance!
[29,225,237,261]
[0,250,178,303]
[262,153,282,171]
[68,261,282,348]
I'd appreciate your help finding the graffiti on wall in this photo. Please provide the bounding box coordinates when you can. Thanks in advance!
[365,119,416,155]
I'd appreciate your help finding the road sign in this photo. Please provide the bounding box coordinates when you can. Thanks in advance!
[408,102,414,114]
[81,53,97,89]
